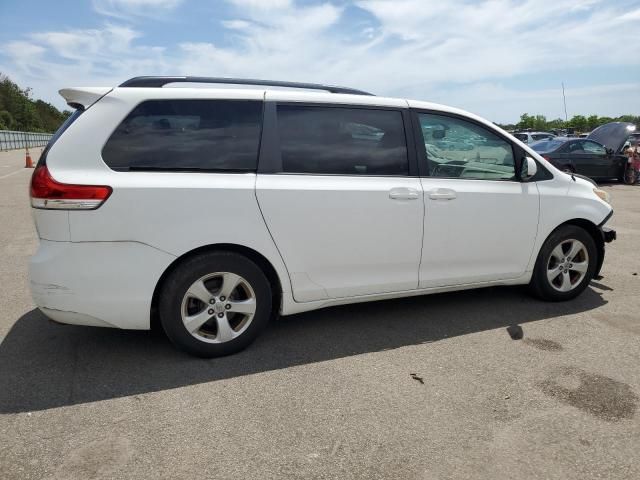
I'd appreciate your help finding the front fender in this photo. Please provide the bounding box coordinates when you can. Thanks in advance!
[528,177,612,273]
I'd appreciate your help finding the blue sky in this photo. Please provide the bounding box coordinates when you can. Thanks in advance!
[1,0,639,123]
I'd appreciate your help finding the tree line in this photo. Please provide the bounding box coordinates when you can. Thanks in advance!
[0,73,71,133]
[498,113,640,133]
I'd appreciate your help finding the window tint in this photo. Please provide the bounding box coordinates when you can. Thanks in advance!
[514,133,528,142]
[102,100,263,171]
[276,105,408,175]
[531,133,552,141]
[568,140,587,154]
[583,140,606,155]
[531,139,564,153]
[417,113,516,180]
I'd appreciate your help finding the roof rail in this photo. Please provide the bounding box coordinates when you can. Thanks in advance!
[118,76,374,96]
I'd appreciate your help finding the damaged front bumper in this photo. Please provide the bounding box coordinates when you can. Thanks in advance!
[600,226,616,243]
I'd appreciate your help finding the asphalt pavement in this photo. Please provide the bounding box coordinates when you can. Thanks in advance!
[1,149,639,479]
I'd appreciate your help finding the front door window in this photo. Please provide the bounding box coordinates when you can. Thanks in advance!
[417,113,516,180]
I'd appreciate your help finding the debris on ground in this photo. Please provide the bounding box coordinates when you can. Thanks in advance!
[506,325,524,340]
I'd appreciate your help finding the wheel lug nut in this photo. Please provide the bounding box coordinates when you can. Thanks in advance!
[208,309,214,315]
[225,304,231,310]
[217,312,224,318]
[209,299,215,304]
[220,296,226,301]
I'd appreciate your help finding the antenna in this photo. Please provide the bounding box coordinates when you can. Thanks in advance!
[562,82,568,122]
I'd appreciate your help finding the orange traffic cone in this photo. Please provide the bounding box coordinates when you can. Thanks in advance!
[25,147,34,168]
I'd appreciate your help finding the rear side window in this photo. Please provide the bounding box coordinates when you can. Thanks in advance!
[276,105,408,175]
[102,100,263,171]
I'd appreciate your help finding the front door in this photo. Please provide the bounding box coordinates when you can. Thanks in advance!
[413,111,540,288]
[580,140,617,178]
[256,101,424,302]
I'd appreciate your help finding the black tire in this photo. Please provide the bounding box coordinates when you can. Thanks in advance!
[529,225,597,301]
[159,251,272,357]
[623,166,637,185]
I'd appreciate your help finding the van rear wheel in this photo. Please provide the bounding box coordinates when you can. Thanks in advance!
[159,251,272,357]
[529,225,597,301]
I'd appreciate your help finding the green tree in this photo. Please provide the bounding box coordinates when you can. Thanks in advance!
[569,115,587,132]
[517,113,534,130]
[533,114,547,131]
[586,115,599,131]
[547,118,565,130]
[498,113,639,133]
[0,72,69,132]
[0,110,15,130]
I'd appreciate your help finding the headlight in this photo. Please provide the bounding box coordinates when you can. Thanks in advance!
[593,188,611,204]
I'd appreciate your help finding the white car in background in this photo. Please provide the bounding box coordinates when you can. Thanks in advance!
[513,131,556,144]
[29,76,616,357]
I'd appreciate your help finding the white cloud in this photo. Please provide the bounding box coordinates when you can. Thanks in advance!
[227,0,292,8]
[93,0,183,19]
[430,82,640,122]
[1,0,639,121]
[221,20,253,30]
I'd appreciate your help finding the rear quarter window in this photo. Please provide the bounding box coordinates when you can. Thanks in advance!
[102,99,263,171]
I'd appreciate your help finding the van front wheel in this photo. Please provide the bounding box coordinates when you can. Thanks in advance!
[529,225,597,301]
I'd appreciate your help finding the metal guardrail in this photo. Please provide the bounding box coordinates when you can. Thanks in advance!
[0,130,53,152]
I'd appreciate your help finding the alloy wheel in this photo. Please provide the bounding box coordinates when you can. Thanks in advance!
[546,239,589,292]
[180,272,257,343]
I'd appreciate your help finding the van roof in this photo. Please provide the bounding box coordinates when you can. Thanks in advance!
[119,76,374,96]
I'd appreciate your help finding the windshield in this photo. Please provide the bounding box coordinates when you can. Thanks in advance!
[513,133,528,142]
[531,139,564,153]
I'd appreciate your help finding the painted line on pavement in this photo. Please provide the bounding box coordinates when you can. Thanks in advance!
[0,168,29,180]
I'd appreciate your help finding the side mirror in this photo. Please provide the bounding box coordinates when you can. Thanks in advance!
[606,147,614,156]
[521,156,538,180]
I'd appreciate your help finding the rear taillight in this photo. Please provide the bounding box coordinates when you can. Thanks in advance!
[30,165,112,210]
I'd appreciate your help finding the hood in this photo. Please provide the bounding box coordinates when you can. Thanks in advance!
[587,122,636,153]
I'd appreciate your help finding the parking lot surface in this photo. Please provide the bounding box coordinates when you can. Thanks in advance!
[1,149,639,479]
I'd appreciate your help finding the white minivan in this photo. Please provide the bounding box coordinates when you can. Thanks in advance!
[29,76,616,357]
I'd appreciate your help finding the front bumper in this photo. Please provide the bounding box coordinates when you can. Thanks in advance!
[594,212,615,276]
[601,226,616,243]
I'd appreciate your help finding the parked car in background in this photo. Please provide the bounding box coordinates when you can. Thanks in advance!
[530,122,635,181]
[513,131,556,144]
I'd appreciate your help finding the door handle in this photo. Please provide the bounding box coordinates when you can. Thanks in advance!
[389,187,419,200]
[428,188,457,200]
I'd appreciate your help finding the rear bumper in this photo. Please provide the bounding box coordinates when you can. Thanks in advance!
[29,240,175,329]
